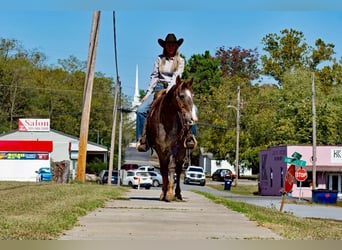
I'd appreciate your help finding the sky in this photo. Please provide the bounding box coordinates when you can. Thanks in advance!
[1,1,342,101]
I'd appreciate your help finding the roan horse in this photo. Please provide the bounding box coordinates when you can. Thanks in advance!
[145,76,196,201]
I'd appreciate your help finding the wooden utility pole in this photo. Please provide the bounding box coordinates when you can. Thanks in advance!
[235,86,241,187]
[311,72,317,189]
[77,11,101,182]
[227,85,240,187]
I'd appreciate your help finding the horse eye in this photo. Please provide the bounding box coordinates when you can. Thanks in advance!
[179,94,185,100]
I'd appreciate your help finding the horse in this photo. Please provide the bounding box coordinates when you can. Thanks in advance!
[145,76,196,202]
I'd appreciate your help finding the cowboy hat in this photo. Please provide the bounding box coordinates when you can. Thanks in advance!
[158,33,184,48]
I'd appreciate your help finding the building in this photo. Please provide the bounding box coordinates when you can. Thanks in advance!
[0,119,108,181]
[259,145,342,198]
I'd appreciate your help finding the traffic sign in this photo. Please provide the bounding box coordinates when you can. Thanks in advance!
[283,157,306,167]
[295,168,308,182]
[284,164,295,193]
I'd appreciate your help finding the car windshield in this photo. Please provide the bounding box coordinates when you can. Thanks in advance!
[40,168,51,173]
[188,167,203,172]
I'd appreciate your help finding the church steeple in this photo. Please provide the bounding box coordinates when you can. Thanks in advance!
[132,64,141,109]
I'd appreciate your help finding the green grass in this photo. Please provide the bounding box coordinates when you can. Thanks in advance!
[0,181,128,240]
[194,190,342,239]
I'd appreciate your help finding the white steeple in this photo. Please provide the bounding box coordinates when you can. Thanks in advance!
[132,64,141,109]
[129,64,141,122]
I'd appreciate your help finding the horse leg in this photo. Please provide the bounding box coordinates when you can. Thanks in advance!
[159,163,168,201]
[165,155,176,202]
[160,176,168,201]
[174,163,182,200]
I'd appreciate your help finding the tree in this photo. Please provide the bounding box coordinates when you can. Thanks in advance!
[261,29,309,84]
[261,28,337,86]
[215,46,260,81]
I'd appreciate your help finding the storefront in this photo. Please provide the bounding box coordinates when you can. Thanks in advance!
[259,145,342,198]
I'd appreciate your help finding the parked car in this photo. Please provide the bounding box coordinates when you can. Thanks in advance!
[183,166,206,186]
[98,170,119,185]
[121,163,139,171]
[122,170,152,189]
[211,168,236,181]
[35,167,52,182]
[148,170,163,187]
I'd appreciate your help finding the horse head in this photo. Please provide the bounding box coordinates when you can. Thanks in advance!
[173,76,196,126]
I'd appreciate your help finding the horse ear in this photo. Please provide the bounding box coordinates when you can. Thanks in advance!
[185,78,193,88]
[176,75,182,86]
[189,78,193,86]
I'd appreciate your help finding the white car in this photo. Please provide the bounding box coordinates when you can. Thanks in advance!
[122,170,152,189]
[148,170,163,187]
[183,166,206,186]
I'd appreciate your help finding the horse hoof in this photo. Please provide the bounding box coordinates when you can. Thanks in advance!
[165,193,175,202]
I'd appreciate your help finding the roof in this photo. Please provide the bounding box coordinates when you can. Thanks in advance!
[0,129,107,152]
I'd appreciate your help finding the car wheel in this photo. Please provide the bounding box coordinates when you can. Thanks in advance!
[145,185,151,190]
[128,181,133,187]
[152,180,160,187]
[200,181,206,186]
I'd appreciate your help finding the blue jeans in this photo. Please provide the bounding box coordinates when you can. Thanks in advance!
[136,85,164,141]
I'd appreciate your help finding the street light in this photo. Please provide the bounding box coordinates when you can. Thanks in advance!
[227,86,240,187]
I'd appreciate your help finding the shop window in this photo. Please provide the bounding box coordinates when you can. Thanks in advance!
[280,167,284,188]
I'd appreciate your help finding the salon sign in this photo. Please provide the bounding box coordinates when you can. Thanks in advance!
[18,118,50,132]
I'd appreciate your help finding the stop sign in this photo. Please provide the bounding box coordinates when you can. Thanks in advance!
[295,168,308,182]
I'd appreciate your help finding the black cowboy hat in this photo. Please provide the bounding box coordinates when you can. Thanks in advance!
[158,33,184,48]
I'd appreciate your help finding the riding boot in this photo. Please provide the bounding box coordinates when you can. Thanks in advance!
[136,124,150,152]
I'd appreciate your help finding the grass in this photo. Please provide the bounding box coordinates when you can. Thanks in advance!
[0,181,128,240]
[194,190,342,239]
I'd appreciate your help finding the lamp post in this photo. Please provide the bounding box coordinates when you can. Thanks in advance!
[227,86,240,187]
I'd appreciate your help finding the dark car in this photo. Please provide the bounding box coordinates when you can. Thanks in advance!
[211,168,236,181]
[121,163,139,171]
[98,170,119,184]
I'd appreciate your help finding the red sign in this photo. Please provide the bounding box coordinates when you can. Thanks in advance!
[284,164,295,193]
[295,168,308,182]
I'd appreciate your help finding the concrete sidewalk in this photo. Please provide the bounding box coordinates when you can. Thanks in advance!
[59,189,282,240]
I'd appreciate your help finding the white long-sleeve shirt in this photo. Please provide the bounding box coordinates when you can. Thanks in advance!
[145,54,185,98]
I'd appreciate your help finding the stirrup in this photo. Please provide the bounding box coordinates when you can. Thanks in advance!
[184,134,197,149]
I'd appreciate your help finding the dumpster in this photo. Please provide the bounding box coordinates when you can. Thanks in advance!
[312,189,338,204]
[224,179,232,190]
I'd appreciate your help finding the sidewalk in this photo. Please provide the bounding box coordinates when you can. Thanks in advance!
[59,189,282,240]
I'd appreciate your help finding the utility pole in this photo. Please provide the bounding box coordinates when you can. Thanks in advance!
[311,72,317,189]
[108,11,121,185]
[77,11,101,182]
[227,85,240,187]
